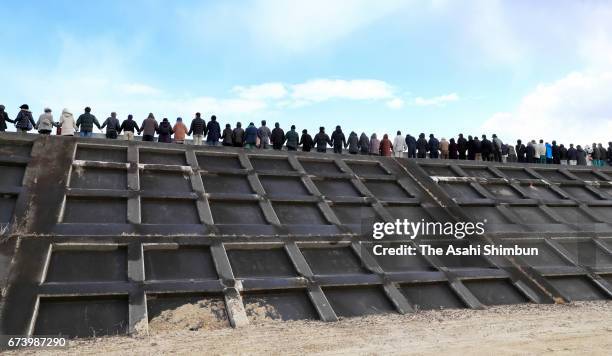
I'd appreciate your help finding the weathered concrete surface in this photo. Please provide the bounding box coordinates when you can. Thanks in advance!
[0,132,610,339]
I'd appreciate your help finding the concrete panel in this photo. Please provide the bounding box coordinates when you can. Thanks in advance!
[34,296,129,338]
[45,248,128,282]
[400,283,465,310]
[464,279,528,305]
[141,199,199,224]
[202,174,253,194]
[140,150,187,166]
[0,163,25,187]
[508,206,556,224]
[331,204,379,225]
[558,240,612,267]
[243,290,318,321]
[363,180,412,199]
[535,169,569,181]
[522,184,564,200]
[385,204,432,221]
[548,207,597,224]
[299,159,342,174]
[462,167,496,178]
[0,141,31,157]
[63,197,127,224]
[250,157,294,172]
[70,167,127,190]
[323,286,395,317]
[462,206,511,224]
[547,276,607,301]
[76,146,127,163]
[210,201,267,224]
[0,195,17,223]
[313,178,362,198]
[197,154,242,170]
[561,186,601,201]
[569,170,604,181]
[227,249,297,278]
[439,182,484,199]
[346,161,389,175]
[498,168,535,180]
[511,242,571,267]
[420,165,458,177]
[273,203,329,225]
[144,247,217,280]
[483,184,523,199]
[141,170,191,192]
[259,176,310,197]
[301,247,368,275]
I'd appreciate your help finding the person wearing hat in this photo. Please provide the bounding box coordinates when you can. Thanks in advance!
[173,117,188,144]
[0,105,15,132]
[221,123,233,146]
[59,108,77,136]
[36,108,57,135]
[15,104,36,133]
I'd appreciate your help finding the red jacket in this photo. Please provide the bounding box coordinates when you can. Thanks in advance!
[379,136,393,156]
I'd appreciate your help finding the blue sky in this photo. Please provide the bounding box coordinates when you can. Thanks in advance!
[2,0,612,144]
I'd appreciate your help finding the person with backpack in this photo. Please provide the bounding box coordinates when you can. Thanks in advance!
[173,117,188,144]
[120,114,140,140]
[188,112,206,145]
[157,118,174,143]
[100,112,121,139]
[299,129,314,152]
[36,108,56,135]
[221,123,233,146]
[0,105,14,132]
[285,125,299,151]
[15,104,36,133]
[232,122,245,147]
[76,107,101,137]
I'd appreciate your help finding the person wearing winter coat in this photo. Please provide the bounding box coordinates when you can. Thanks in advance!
[393,131,406,158]
[76,107,101,137]
[379,134,393,157]
[369,133,380,155]
[270,122,285,150]
[120,114,140,141]
[416,133,428,158]
[501,143,509,163]
[257,120,272,149]
[536,140,546,163]
[526,141,536,163]
[405,133,417,158]
[347,131,359,154]
[448,138,458,159]
[439,137,449,159]
[314,127,332,153]
[58,108,77,136]
[545,142,553,164]
[428,134,440,159]
[552,141,561,164]
[157,118,174,143]
[457,134,467,160]
[244,122,258,149]
[141,113,159,142]
[516,140,526,163]
[473,137,482,161]
[100,112,121,139]
[507,145,517,162]
[467,135,474,160]
[232,122,245,147]
[591,143,601,167]
[188,113,206,145]
[598,143,607,167]
[559,144,568,165]
[221,124,233,146]
[206,115,221,146]
[576,145,587,166]
[285,125,299,151]
[0,105,14,132]
[15,104,36,133]
[481,135,492,161]
[173,117,188,144]
[567,144,577,165]
[492,134,503,162]
[359,132,370,155]
[36,108,56,135]
[299,129,313,152]
[330,125,346,154]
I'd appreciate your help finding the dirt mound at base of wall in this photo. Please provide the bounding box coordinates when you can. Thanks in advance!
[148,299,230,333]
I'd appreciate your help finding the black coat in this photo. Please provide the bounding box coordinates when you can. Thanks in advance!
[120,119,140,133]
[416,137,428,154]
[206,120,221,141]
[188,117,206,136]
[300,133,314,152]
[359,133,370,153]
[157,121,174,143]
[331,130,346,148]
[481,138,492,155]
[313,133,331,151]
[457,137,467,156]
[526,145,536,161]
[232,127,245,146]
[449,142,458,159]
[15,110,36,130]
[567,147,577,160]
[405,135,417,151]
[0,111,14,130]
[271,127,285,149]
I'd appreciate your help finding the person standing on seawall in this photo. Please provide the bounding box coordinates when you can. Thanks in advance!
[141,113,159,142]
[76,107,101,137]
[369,133,380,156]
[157,118,174,143]
[244,122,258,149]
[271,122,285,150]
[330,125,346,154]
[206,115,221,146]
[0,105,15,132]
[100,112,121,139]
[232,122,245,147]
[188,112,206,145]
[257,120,271,149]
[379,134,393,157]
[14,104,36,133]
[299,129,314,152]
[173,117,188,144]
[439,137,449,159]
[221,123,233,146]
[36,108,56,135]
[120,114,140,141]
[58,108,77,136]
[359,132,370,155]
[285,125,299,151]
[314,127,332,153]
[347,131,359,154]
[393,131,406,158]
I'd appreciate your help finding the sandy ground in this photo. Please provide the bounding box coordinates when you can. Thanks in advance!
[9,300,612,355]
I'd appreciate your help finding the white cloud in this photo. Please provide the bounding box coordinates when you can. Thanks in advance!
[386,98,405,109]
[290,79,396,102]
[481,71,612,144]
[118,83,162,95]
[413,93,459,106]
[232,82,288,100]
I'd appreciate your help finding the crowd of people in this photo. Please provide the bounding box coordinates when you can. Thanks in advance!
[1,104,611,166]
